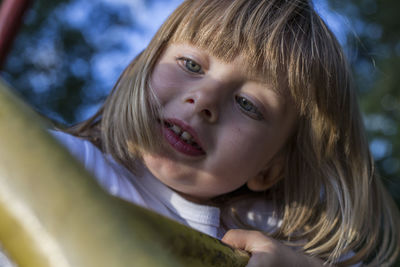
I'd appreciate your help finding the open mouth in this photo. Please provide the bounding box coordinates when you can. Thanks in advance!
[160,119,205,156]
[164,121,202,148]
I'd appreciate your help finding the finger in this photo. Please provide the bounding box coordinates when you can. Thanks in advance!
[222,229,274,252]
[221,229,249,250]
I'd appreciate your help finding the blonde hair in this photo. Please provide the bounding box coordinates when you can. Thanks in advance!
[69,0,400,265]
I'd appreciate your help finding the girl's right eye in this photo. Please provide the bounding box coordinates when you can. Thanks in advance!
[235,96,264,120]
[177,57,204,74]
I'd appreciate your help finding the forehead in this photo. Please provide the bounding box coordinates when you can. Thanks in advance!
[168,3,288,96]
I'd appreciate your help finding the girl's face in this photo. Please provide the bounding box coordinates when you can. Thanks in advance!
[143,43,296,202]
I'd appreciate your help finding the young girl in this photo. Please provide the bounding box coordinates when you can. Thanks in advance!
[52,0,399,265]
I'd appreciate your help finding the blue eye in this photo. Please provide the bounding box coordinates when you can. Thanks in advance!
[178,57,204,74]
[235,96,264,120]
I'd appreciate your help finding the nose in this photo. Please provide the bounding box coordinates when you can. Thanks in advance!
[183,83,223,123]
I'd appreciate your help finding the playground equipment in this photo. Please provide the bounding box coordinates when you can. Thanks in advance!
[0,0,33,67]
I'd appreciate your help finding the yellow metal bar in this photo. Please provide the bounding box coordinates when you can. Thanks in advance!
[0,79,249,267]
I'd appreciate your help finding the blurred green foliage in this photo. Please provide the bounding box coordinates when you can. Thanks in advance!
[1,0,138,123]
[327,0,400,207]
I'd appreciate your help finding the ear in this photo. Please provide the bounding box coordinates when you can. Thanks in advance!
[246,156,285,192]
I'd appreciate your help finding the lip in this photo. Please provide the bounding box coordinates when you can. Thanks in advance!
[161,118,206,157]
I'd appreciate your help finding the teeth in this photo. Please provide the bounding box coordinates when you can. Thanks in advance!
[170,125,181,135]
[180,131,193,142]
[165,121,199,146]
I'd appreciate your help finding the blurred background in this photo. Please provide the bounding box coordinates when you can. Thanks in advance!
[0,0,399,259]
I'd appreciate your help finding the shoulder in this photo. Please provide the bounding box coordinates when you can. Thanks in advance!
[50,130,110,180]
[50,130,145,205]
[50,130,96,159]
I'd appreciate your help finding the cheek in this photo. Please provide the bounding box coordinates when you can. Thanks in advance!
[218,125,283,175]
[143,152,187,183]
[150,71,170,103]
[150,64,185,104]
[215,129,269,176]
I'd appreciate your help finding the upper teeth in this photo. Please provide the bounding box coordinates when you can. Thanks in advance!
[181,131,192,141]
[167,123,195,144]
[171,125,181,135]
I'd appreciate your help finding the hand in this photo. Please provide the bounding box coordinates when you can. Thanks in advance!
[222,229,328,267]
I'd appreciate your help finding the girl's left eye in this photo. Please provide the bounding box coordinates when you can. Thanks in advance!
[178,57,204,74]
[235,96,264,120]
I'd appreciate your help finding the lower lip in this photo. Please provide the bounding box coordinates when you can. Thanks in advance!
[162,127,205,157]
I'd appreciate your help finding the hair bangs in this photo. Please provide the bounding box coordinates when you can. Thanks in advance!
[170,0,295,94]
[169,0,333,104]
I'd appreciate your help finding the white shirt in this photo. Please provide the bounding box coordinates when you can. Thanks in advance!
[51,131,223,239]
